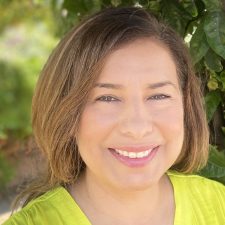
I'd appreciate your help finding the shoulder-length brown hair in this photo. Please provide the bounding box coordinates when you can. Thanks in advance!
[15,6,209,208]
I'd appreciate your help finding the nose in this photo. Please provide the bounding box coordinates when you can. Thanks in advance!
[118,101,153,140]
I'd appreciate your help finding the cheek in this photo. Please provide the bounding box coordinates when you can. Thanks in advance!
[77,105,119,143]
[153,103,184,141]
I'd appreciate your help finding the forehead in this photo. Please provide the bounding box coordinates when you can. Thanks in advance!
[97,38,178,86]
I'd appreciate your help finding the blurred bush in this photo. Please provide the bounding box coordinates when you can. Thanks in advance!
[0,24,58,139]
[0,61,32,139]
[0,0,58,190]
[0,153,14,191]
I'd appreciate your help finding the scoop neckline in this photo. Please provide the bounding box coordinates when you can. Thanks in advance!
[58,186,92,225]
[166,171,182,225]
[58,172,180,225]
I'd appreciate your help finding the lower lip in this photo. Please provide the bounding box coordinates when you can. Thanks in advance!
[109,146,159,168]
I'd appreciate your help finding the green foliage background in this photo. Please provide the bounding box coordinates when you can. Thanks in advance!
[0,0,225,187]
[0,0,58,190]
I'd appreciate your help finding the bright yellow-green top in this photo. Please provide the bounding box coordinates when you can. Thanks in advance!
[3,172,225,225]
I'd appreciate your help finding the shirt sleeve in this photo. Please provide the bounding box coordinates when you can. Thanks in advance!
[212,180,225,217]
[2,211,32,225]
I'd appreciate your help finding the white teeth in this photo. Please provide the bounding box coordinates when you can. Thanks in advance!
[114,149,152,158]
[128,152,136,158]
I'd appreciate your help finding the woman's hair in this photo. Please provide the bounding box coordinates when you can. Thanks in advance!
[14,6,209,208]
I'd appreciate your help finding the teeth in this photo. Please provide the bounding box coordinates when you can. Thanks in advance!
[128,152,136,158]
[114,149,152,158]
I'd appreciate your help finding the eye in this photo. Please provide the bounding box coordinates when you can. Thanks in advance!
[96,95,119,102]
[149,94,170,100]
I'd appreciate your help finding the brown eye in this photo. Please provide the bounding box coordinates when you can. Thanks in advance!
[96,96,119,102]
[149,94,170,100]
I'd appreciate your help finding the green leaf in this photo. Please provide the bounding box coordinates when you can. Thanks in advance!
[185,19,199,37]
[160,0,192,36]
[199,145,225,179]
[195,0,206,14]
[207,78,219,90]
[220,71,225,90]
[209,146,225,166]
[146,1,161,13]
[201,0,223,12]
[204,90,221,121]
[190,21,209,64]
[111,0,122,6]
[204,11,225,59]
[117,0,134,6]
[222,127,225,135]
[204,48,223,72]
[101,0,112,8]
[63,0,96,15]
[181,0,198,17]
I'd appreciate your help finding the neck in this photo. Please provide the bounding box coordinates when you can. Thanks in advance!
[69,171,174,225]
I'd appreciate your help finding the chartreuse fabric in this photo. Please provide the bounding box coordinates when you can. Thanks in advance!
[3,171,225,225]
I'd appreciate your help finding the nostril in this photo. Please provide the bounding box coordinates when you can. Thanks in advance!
[118,117,153,139]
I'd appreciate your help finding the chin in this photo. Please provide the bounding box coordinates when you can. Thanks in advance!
[114,174,162,191]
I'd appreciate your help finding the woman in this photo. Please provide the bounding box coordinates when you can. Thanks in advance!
[4,6,225,225]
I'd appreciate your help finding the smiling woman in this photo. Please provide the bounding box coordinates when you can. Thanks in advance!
[76,39,184,194]
[3,6,225,225]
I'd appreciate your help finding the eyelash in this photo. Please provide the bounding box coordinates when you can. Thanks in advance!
[96,96,119,102]
[148,94,170,100]
[95,94,170,102]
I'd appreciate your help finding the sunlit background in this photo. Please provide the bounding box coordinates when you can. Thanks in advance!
[0,1,59,222]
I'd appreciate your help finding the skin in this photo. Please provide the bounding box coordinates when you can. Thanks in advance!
[69,38,184,225]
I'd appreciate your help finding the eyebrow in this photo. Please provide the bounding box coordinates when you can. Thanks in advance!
[94,81,176,90]
[147,81,176,89]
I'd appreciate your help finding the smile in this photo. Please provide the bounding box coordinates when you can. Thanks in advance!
[114,149,152,158]
[109,146,159,167]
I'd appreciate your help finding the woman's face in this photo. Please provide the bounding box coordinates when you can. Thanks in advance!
[76,38,184,190]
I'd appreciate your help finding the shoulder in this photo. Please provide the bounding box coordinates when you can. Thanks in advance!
[2,186,66,225]
[168,170,225,193]
[3,186,91,225]
[168,170,225,220]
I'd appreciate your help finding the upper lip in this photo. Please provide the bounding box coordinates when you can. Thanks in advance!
[109,145,159,152]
